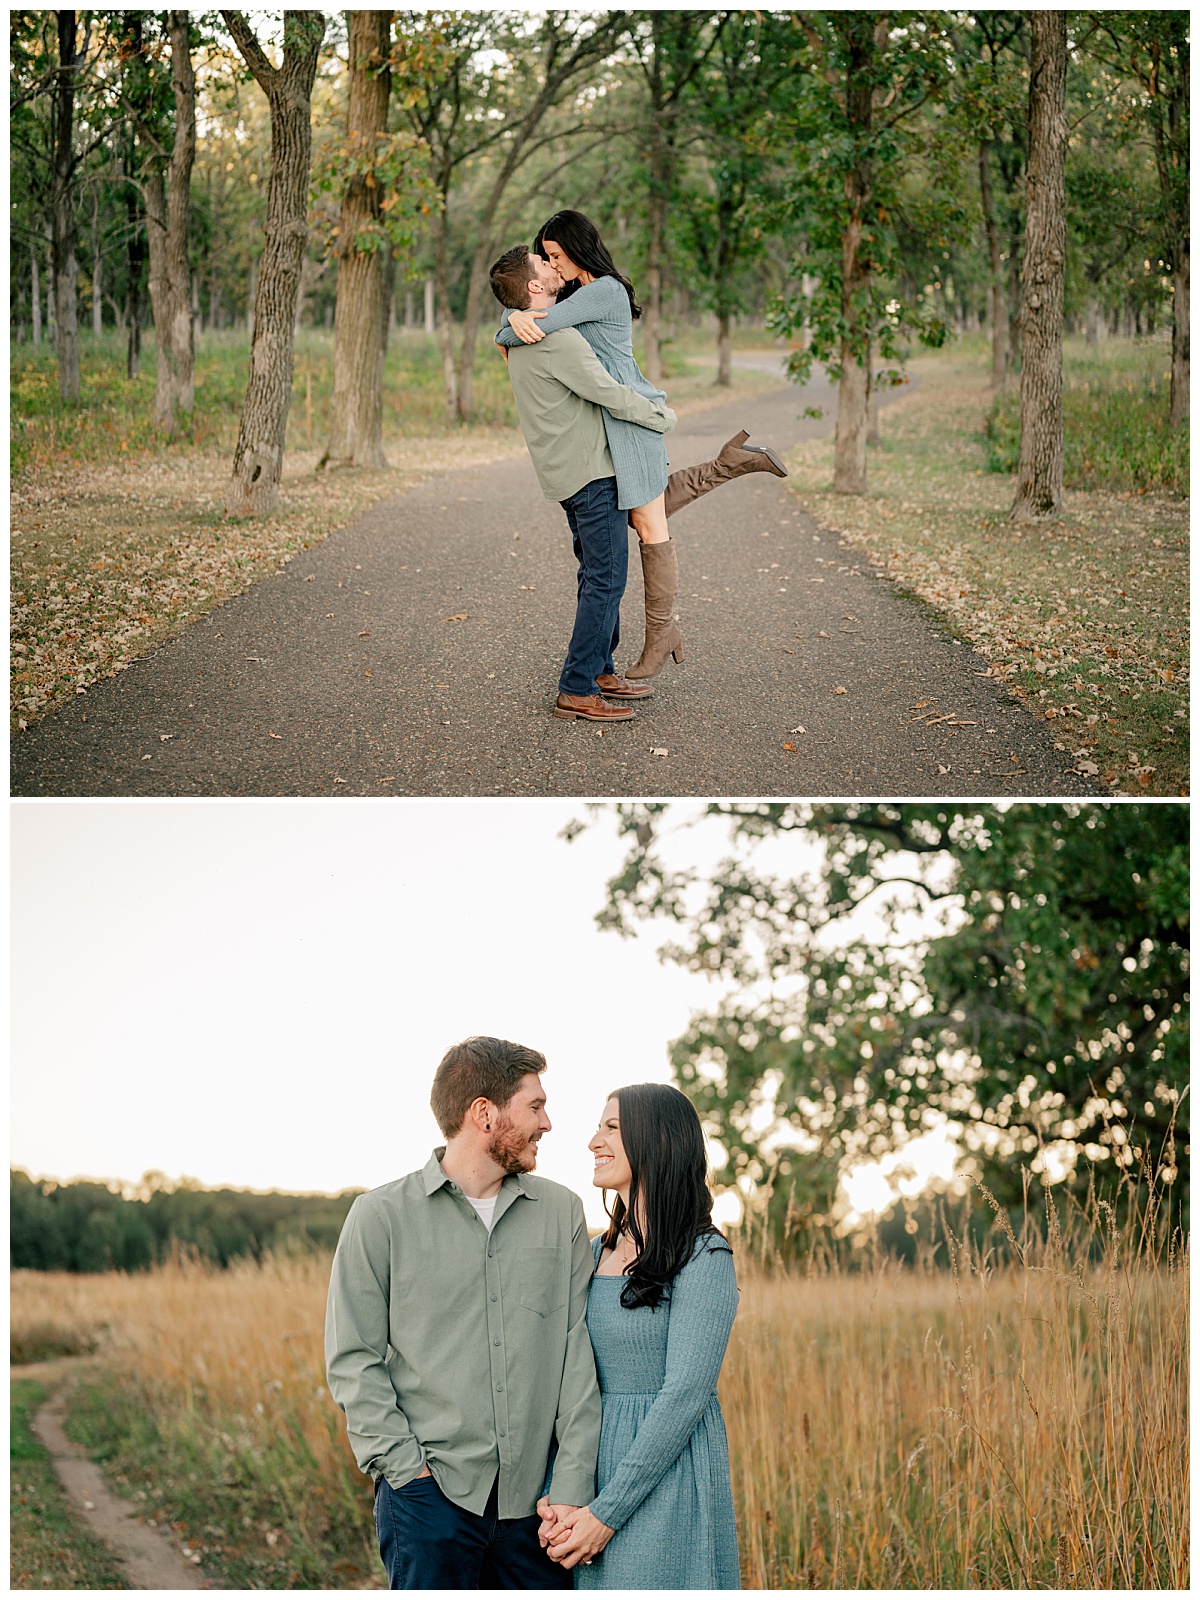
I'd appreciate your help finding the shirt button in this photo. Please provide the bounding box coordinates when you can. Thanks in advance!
[487,1248,493,1258]
[499,1429,506,1438]
[490,1293,497,1302]
[493,1337,501,1346]
[496,1383,503,1392]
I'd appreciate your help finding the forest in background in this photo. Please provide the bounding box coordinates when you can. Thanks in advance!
[10,10,1189,509]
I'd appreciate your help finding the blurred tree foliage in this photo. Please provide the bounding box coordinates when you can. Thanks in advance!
[572,803,1188,1243]
[10,1170,360,1273]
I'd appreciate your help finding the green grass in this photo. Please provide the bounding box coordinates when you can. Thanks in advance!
[10,1379,129,1590]
[64,1371,381,1590]
[984,335,1187,493]
[10,320,756,480]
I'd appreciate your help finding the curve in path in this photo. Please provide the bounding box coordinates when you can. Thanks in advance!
[18,1364,209,1590]
[11,367,1099,798]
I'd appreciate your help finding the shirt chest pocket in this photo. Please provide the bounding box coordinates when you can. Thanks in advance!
[512,1247,567,1319]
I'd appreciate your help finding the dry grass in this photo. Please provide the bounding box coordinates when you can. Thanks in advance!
[10,1189,1186,1590]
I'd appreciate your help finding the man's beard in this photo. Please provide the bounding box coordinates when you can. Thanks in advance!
[487,1114,539,1174]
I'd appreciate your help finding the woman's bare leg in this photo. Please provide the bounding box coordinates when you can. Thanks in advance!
[629,493,669,544]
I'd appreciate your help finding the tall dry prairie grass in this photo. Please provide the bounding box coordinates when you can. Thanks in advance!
[10,1194,1189,1589]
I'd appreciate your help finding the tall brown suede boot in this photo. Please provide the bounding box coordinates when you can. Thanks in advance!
[626,538,683,679]
[664,429,789,517]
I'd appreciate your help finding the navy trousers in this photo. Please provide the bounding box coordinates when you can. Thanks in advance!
[375,1472,571,1591]
[557,475,628,696]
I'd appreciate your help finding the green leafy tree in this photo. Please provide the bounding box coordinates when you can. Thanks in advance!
[770,12,956,495]
[573,803,1188,1240]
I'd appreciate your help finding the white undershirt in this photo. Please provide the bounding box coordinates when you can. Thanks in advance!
[464,1193,498,1230]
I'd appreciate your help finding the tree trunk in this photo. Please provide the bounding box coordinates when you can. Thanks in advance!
[832,16,873,496]
[643,130,666,386]
[430,209,458,421]
[324,9,391,469]
[716,311,732,386]
[1085,297,1101,345]
[30,244,41,345]
[92,190,103,338]
[979,139,1007,389]
[221,10,326,517]
[52,11,81,403]
[123,125,143,378]
[404,285,414,329]
[165,9,197,420]
[1170,246,1188,426]
[1012,11,1067,521]
[424,276,434,333]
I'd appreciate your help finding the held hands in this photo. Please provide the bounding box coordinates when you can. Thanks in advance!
[538,1502,615,1569]
[508,309,548,344]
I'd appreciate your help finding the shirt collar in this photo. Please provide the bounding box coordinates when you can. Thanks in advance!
[422,1148,538,1200]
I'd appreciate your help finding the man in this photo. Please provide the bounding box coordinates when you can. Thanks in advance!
[489,245,677,723]
[325,1037,600,1589]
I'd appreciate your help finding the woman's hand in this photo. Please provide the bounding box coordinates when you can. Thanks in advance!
[545,1505,615,1569]
[508,309,548,344]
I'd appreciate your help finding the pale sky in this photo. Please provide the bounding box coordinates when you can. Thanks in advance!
[12,800,961,1230]
[11,801,733,1229]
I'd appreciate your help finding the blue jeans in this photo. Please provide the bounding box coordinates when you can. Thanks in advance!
[374,1471,571,1591]
[558,476,628,696]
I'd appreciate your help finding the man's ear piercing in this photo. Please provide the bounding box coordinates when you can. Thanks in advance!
[486,1123,491,1130]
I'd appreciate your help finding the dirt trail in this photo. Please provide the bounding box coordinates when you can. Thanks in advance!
[15,1360,209,1590]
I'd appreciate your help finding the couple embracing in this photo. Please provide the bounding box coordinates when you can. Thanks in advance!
[325,1036,740,1590]
[489,210,788,723]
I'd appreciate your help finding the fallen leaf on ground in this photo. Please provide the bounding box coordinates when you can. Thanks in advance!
[833,685,847,695]
[650,746,669,757]
[268,731,282,740]
[445,613,469,621]
[789,724,807,734]
[783,742,796,752]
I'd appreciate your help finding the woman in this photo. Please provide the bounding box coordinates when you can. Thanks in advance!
[496,210,787,679]
[536,1083,740,1589]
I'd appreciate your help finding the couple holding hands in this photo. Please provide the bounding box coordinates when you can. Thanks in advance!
[488,210,788,723]
[325,1036,740,1590]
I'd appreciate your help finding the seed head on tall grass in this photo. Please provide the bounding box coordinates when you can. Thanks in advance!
[9,1157,1187,1589]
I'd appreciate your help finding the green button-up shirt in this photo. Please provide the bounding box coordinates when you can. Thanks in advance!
[325,1150,601,1519]
[506,326,677,503]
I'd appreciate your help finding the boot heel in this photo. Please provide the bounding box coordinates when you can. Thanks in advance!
[672,643,684,664]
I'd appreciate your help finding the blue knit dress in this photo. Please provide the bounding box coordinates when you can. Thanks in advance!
[574,1234,740,1591]
[496,277,670,512]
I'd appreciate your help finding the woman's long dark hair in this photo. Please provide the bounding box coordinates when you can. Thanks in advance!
[533,210,642,321]
[601,1083,728,1311]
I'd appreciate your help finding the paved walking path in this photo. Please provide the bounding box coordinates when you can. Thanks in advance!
[16,1359,210,1589]
[11,367,1098,797]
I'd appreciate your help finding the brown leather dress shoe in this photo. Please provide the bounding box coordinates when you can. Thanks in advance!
[554,692,637,722]
[596,673,654,699]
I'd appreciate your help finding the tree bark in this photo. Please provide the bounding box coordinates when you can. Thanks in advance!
[716,311,732,386]
[1170,247,1189,427]
[832,15,874,496]
[52,10,81,403]
[643,117,666,387]
[424,276,434,334]
[979,138,1007,389]
[221,10,326,517]
[430,206,458,422]
[92,189,103,337]
[163,11,196,420]
[1012,11,1067,521]
[323,10,391,469]
[30,243,42,345]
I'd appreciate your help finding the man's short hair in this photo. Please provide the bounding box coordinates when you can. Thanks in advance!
[430,1036,547,1137]
[490,245,534,311]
